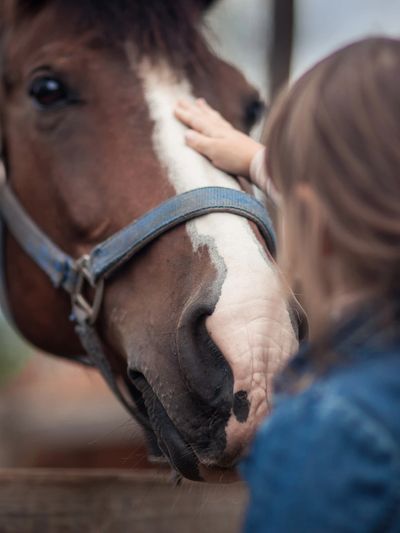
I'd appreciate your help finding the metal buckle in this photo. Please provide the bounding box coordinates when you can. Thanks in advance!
[71,255,104,326]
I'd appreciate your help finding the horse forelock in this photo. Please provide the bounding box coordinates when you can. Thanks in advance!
[7,0,215,71]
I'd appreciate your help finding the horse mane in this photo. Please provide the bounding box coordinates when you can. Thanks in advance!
[12,0,217,70]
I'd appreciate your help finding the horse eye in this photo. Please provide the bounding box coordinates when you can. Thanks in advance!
[245,99,265,129]
[29,76,69,109]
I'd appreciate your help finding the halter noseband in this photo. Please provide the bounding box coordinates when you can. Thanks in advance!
[0,160,276,424]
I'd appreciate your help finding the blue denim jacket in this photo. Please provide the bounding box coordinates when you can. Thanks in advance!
[240,303,400,532]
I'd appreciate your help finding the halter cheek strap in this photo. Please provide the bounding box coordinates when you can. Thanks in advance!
[0,159,277,427]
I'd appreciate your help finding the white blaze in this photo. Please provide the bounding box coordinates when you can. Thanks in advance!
[137,61,298,455]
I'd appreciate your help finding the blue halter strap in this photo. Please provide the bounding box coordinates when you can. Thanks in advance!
[0,159,276,325]
[0,160,276,427]
[90,186,276,283]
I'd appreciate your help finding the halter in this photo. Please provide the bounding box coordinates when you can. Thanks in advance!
[0,160,276,425]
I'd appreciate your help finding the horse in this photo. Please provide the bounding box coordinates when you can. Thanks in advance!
[0,0,299,481]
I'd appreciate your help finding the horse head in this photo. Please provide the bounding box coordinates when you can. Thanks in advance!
[0,0,299,481]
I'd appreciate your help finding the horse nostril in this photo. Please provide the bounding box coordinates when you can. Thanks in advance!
[177,311,234,408]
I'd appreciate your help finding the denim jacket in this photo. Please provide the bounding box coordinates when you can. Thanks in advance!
[240,303,400,532]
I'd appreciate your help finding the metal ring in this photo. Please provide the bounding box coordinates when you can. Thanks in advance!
[71,255,105,325]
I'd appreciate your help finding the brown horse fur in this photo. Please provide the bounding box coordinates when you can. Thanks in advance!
[0,0,297,481]
[14,0,214,71]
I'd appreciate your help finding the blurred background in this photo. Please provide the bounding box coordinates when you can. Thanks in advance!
[1,0,400,470]
[206,0,400,92]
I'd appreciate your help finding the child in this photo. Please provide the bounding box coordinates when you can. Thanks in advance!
[175,37,400,532]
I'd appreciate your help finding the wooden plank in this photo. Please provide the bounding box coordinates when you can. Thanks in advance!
[0,469,248,533]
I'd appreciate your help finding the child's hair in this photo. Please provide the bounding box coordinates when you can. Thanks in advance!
[265,37,400,335]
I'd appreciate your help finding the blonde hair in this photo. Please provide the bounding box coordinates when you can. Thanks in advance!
[265,37,400,336]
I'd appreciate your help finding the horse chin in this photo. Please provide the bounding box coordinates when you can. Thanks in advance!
[154,416,240,483]
[129,372,239,482]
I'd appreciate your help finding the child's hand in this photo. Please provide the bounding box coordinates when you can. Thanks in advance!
[174,98,263,178]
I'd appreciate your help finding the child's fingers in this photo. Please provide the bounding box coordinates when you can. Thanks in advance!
[185,130,213,158]
[175,99,234,138]
[175,100,199,126]
[174,107,202,132]
[195,98,233,130]
[175,106,215,137]
[196,98,231,126]
[196,98,220,118]
[176,99,193,109]
[177,98,222,124]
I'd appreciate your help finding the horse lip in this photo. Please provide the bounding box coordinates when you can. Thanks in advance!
[155,420,203,482]
[127,370,203,481]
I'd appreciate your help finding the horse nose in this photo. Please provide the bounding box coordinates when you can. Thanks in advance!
[176,302,234,410]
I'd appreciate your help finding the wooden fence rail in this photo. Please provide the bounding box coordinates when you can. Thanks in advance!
[0,469,247,533]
